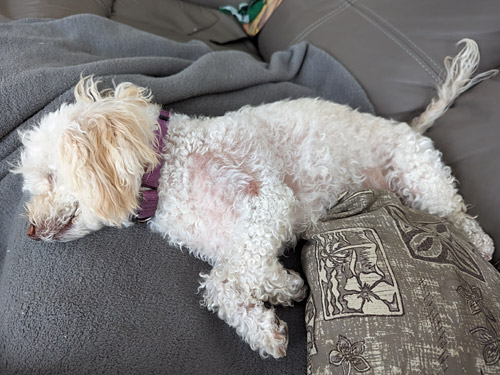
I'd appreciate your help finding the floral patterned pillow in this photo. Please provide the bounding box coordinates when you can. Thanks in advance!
[302,190,500,375]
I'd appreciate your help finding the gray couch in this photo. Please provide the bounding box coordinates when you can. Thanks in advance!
[1,1,499,374]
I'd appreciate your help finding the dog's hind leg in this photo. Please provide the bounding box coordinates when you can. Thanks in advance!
[384,130,494,260]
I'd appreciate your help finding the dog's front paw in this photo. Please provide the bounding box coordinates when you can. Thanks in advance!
[262,317,288,359]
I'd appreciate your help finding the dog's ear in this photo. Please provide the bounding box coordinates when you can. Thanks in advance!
[58,97,160,226]
[75,76,154,105]
[74,76,104,103]
[113,81,154,103]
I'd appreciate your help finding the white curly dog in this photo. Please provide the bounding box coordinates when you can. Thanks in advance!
[15,39,497,358]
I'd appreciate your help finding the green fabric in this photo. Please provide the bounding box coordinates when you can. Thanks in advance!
[219,0,264,23]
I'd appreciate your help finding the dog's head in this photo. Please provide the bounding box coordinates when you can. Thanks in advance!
[14,77,161,241]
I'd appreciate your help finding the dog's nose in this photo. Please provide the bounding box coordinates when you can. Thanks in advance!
[26,224,41,241]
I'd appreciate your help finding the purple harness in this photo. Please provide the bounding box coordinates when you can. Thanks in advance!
[134,109,169,222]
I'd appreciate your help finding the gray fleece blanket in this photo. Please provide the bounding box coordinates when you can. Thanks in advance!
[0,15,373,375]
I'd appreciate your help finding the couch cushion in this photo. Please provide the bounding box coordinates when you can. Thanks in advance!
[258,0,500,120]
[302,190,500,374]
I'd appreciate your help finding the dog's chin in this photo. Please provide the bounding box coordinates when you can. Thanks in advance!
[53,227,84,242]
[29,224,79,242]
[53,218,101,242]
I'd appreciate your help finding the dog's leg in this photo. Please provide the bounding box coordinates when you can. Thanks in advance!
[385,131,494,260]
[166,153,308,356]
[199,260,289,358]
[205,180,307,357]
[237,182,308,305]
[170,164,305,356]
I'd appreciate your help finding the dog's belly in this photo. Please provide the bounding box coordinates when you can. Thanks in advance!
[162,98,408,237]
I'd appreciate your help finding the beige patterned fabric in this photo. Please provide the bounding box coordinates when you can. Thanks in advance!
[302,190,500,375]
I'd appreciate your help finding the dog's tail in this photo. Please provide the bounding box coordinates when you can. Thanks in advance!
[410,39,498,134]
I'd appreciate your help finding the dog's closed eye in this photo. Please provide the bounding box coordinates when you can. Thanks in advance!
[47,172,54,190]
[22,170,56,195]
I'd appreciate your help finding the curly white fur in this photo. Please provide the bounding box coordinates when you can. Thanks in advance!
[411,38,498,133]
[14,40,496,358]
